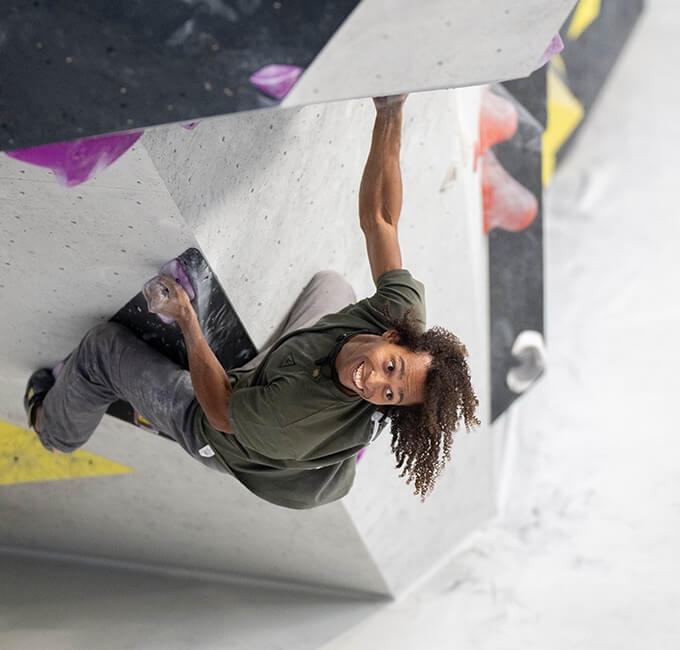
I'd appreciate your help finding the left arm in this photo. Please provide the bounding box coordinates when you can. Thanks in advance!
[359,96,407,285]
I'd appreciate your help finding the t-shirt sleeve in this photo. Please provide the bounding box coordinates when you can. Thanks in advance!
[349,268,426,330]
[228,383,297,460]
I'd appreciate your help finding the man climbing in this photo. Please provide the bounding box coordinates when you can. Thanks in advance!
[23,95,480,509]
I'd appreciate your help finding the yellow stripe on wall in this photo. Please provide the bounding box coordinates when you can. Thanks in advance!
[543,67,585,185]
[551,53,567,75]
[0,420,133,485]
[567,0,601,40]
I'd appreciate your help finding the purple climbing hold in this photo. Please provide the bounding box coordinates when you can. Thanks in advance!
[5,131,144,187]
[249,64,303,100]
[159,259,195,302]
[143,259,196,325]
[356,448,366,463]
[535,33,564,70]
[181,122,200,130]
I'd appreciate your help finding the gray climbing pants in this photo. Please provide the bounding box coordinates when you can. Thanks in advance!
[37,271,356,469]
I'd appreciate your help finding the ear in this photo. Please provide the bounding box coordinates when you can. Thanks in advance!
[382,329,400,344]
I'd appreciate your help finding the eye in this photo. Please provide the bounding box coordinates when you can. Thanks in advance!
[386,388,393,401]
[387,360,395,373]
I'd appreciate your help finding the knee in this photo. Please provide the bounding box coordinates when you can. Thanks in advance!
[80,322,131,357]
[312,270,343,282]
[311,271,356,301]
[84,321,128,344]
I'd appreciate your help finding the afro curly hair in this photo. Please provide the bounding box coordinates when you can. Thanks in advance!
[383,306,480,500]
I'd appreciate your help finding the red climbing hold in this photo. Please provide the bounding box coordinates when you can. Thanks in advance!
[481,150,538,233]
[474,88,518,171]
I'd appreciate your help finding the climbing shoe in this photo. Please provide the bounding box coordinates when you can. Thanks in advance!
[23,368,55,431]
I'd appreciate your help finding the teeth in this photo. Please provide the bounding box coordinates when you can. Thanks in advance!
[353,362,364,390]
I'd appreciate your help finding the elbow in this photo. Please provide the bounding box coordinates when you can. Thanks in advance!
[359,203,384,233]
[360,216,381,235]
[360,214,396,234]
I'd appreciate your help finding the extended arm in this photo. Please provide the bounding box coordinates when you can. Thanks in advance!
[144,275,234,433]
[359,95,407,285]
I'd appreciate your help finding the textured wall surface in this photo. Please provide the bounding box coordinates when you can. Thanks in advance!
[0,136,388,596]
[143,88,493,596]
[0,142,195,425]
[0,0,576,149]
[285,0,577,105]
[0,88,489,598]
[0,0,362,148]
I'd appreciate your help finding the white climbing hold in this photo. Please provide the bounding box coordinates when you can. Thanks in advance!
[506,330,547,394]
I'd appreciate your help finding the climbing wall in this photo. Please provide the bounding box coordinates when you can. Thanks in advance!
[1,0,575,152]
[483,77,547,421]
[0,0,583,604]
[547,0,644,181]
[0,0,361,150]
[482,0,644,420]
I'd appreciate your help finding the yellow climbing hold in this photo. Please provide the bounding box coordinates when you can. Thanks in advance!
[567,0,601,40]
[0,420,133,485]
[543,67,584,185]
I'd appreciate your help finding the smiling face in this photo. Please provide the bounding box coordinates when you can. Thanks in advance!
[334,331,432,406]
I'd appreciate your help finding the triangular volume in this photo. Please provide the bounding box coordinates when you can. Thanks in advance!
[108,247,257,433]
[281,353,296,368]
[0,420,133,485]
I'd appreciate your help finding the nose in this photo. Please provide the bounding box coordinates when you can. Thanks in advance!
[363,364,386,394]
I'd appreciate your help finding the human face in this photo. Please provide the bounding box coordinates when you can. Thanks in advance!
[335,331,432,406]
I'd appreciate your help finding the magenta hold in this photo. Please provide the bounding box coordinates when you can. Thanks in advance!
[159,259,195,301]
[249,64,303,100]
[535,33,564,70]
[5,131,144,187]
[143,259,195,325]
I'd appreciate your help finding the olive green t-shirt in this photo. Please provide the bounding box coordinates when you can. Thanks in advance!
[194,268,426,509]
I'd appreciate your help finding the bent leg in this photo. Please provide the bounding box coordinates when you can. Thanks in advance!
[239,271,356,371]
[39,323,204,462]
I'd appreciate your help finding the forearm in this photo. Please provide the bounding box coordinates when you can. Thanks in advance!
[359,104,404,232]
[177,309,234,433]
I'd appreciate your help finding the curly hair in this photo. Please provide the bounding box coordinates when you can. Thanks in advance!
[384,306,480,501]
